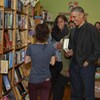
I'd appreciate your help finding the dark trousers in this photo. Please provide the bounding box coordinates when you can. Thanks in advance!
[28,80,51,100]
[70,61,95,100]
[49,61,63,88]
[53,74,69,100]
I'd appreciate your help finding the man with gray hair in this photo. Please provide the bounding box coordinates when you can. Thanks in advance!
[65,6,100,100]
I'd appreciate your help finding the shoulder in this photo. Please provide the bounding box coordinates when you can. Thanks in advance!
[85,22,97,31]
[47,43,54,48]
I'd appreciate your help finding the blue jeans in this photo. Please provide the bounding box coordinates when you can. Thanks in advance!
[70,61,95,100]
[28,80,51,100]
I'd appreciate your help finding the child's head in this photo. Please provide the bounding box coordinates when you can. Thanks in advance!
[35,23,50,43]
[55,15,68,31]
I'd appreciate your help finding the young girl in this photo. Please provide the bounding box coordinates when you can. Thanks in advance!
[49,15,70,100]
[24,23,56,100]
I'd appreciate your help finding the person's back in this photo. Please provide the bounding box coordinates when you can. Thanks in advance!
[25,23,56,100]
[27,43,55,83]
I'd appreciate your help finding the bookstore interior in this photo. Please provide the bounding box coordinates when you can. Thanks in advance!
[0,0,100,100]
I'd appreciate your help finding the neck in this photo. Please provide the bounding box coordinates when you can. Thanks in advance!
[78,20,85,28]
[36,42,47,44]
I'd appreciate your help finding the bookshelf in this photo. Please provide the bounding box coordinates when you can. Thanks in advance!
[95,60,100,98]
[0,0,34,99]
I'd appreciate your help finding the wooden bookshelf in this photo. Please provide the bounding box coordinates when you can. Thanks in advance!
[0,0,34,99]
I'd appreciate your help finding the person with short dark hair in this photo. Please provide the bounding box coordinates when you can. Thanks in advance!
[24,23,56,100]
[94,21,100,32]
[65,6,100,100]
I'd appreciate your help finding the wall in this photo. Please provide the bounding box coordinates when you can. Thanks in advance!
[40,0,100,24]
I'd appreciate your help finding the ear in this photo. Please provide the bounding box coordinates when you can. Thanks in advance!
[81,13,85,18]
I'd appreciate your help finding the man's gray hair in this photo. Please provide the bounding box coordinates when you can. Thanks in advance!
[71,6,85,14]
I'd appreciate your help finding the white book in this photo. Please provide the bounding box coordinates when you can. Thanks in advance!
[1,60,8,74]
[63,39,69,52]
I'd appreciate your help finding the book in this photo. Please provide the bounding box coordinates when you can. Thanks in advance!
[63,38,69,52]
[14,70,19,83]
[3,52,13,69]
[1,60,8,74]
[2,75,11,91]
[19,65,24,78]
[16,82,26,96]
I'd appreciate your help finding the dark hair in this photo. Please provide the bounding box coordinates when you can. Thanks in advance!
[35,23,50,43]
[54,15,68,28]
[51,15,69,41]
[95,21,100,26]
[71,6,85,15]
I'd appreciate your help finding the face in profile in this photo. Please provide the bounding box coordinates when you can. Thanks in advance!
[71,11,84,27]
[57,17,66,31]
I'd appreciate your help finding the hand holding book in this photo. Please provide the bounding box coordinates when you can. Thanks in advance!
[64,49,73,57]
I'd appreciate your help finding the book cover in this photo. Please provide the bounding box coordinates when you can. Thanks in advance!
[2,75,11,91]
[9,52,13,69]
[4,32,11,49]
[63,38,69,52]
[1,60,8,74]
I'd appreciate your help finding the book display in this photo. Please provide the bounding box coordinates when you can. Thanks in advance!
[0,0,36,99]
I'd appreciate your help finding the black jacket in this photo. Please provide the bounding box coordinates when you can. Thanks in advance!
[69,22,100,66]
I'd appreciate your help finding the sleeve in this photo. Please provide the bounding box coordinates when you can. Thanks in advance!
[87,26,100,64]
[68,29,75,49]
[52,46,56,56]
[26,45,31,56]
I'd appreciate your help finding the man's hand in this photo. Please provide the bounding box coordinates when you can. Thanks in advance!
[83,61,89,67]
[64,49,73,57]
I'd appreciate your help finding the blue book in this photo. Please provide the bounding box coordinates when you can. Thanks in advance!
[9,52,13,69]
[4,0,8,8]
[3,75,11,91]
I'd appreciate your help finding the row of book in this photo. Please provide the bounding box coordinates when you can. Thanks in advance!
[4,12,13,29]
[4,30,13,50]
[16,0,23,11]
[4,0,14,9]
[0,49,25,74]
[2,74,28,99]
[15,49,25,65]
[16,14,27,29]
[14,65,24,83]
[5,12,28,29]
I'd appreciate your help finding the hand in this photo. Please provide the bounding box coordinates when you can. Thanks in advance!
[83,61,89,67]
[56,42,62,50]
[64,49,73,57]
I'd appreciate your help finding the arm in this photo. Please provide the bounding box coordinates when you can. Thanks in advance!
[24,56,31,64]
[50,56,56,66]
[86,27,100,65]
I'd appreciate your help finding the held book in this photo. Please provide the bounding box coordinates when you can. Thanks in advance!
[63,39,69,52]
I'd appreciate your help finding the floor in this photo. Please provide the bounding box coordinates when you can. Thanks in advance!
[49,84,100,100]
